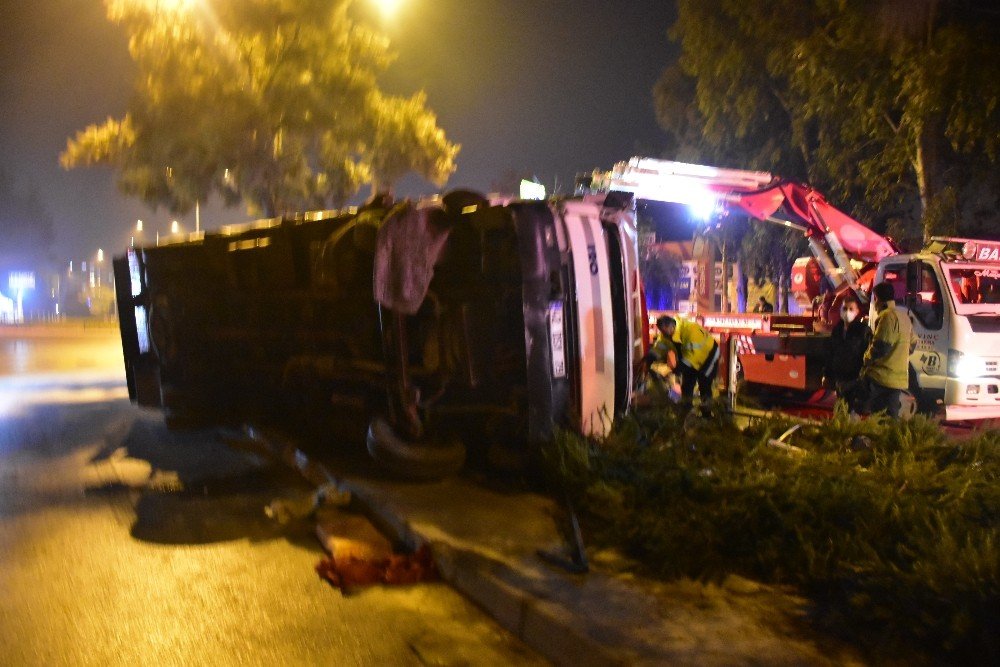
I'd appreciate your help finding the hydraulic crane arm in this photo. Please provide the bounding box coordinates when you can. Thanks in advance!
[601,157,899,299]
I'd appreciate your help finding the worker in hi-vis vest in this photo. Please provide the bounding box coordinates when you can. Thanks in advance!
[858,281,916,418]
[643,315,720,410]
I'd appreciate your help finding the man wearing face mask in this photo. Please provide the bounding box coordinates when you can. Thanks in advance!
[823,295,871,409]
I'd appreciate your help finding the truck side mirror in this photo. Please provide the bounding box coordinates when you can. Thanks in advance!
[905,259,921,310]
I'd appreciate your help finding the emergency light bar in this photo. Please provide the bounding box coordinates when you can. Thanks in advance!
[605,157,775,207]
[963,240,1000,263]
[926,237,1000,263]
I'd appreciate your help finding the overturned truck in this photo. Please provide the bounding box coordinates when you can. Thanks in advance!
[114,191,645,478]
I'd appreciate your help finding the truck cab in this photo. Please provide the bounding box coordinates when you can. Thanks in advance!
[875,238,1000,420]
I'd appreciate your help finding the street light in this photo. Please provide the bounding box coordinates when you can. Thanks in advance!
[156,0,196,12]
[171,220,180,234]
[372,0,405,19]
[96,249,105,287]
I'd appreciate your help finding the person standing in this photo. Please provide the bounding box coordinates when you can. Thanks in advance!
[643,315,719,411]
[858,282,915,418]
[823,296,871,409]
[753,296,774,313]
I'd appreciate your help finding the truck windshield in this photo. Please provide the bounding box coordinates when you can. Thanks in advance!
[945,266,1000,309]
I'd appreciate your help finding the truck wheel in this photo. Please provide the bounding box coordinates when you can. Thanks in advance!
[899,392,917,420]
[908,367,937,416]
[366,417,466,481]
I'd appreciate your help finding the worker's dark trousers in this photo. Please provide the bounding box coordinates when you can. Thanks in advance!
[861,378,903,418]
[679,342,720,406]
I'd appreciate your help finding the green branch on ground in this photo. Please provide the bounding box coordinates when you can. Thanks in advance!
[542,402,1000,662]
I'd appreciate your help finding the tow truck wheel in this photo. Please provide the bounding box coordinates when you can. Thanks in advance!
[908,366,937,415]
[899,392,917,420]
[366,417,466,481]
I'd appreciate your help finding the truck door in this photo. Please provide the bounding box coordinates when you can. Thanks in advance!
[905,259,947,389]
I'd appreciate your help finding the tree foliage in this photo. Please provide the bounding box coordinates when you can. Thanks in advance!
[61,0,460,217]
[544,403,1000,663]
[657,0,1000,245]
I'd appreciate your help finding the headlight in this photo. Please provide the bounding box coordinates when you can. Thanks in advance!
[948,349,985,378]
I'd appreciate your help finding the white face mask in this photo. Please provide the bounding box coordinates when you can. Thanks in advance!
[842,309,858,323]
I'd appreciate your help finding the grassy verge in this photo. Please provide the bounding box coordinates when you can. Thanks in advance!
[542,401,999,662]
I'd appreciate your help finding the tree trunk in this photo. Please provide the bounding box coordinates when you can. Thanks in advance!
[776,254,791,313]
[721,237,730,312]
[913,118,947,242]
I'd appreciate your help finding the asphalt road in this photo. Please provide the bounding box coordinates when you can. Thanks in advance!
[0,325,544,666]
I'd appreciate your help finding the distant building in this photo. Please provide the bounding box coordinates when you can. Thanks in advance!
[0,290,15,323]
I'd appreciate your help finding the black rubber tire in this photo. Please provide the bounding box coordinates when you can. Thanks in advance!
[908,366,938,416]
[899,392,917,420]
[366,417,466,481]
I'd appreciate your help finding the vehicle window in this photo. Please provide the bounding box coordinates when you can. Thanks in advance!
[947,267,1000,305]
[881,265,907,302]
[911,263,944,330]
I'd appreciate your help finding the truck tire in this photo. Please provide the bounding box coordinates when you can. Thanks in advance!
[366,417,466,481]
[908,366,937,416]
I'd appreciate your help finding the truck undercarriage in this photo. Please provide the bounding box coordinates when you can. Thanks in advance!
[114,191,642,478]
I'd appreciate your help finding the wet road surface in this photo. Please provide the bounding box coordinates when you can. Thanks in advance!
[0,325,545,665]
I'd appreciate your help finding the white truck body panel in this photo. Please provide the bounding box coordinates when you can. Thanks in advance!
[559,200,617,437]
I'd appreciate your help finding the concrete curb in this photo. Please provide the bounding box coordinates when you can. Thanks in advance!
[244,426,633,666]
[346,486,632,667]
[432,542,632,667]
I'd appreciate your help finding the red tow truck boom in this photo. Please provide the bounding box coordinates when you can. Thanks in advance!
[602,157,898,302]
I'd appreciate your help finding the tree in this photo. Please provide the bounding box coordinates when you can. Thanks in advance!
[658,0,1000,244]
[793,0,1000,242]
[61,0,459,217]
[736,224,807,313]
[656,1,820,181]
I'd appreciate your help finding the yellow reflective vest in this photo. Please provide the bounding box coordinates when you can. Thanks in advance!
[861,302,914,390]
[673,318,716,371]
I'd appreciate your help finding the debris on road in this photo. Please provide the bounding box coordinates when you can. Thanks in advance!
[315,543,439,593]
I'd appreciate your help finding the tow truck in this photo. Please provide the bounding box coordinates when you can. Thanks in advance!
[600,157,1000,422]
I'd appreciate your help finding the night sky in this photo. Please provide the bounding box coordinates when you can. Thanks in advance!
[0,0,677,261]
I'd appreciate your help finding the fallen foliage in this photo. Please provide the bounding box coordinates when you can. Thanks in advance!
[542,401,1000,663]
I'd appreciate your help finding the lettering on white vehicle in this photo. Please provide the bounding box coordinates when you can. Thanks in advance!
[919,352,941,375]
[580,219,606,373]
[549,301,567,379]
[915,332,939,348]
[587,244,599,276]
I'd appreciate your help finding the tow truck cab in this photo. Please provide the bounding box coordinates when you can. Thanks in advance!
[876,237,1000,421]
